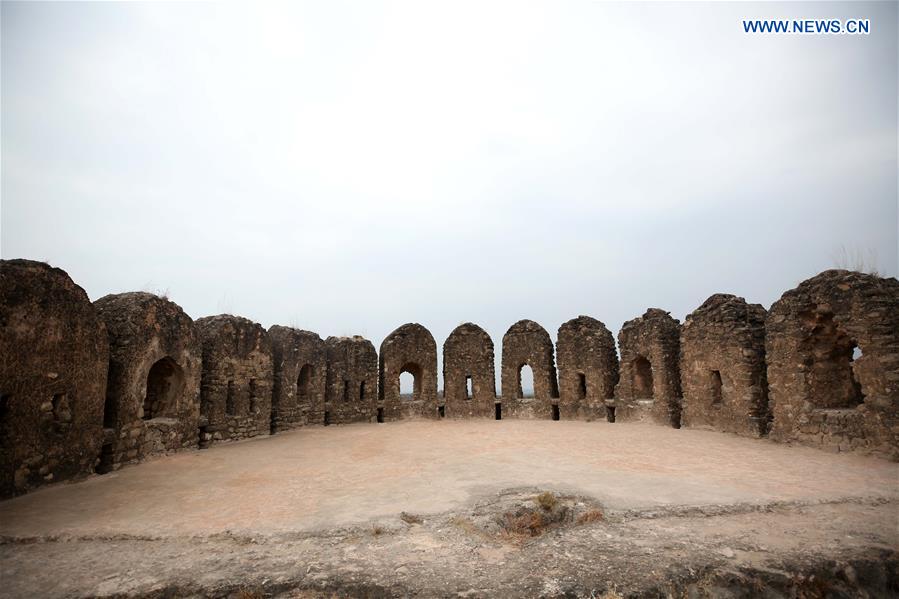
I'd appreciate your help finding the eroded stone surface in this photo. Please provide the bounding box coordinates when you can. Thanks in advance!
[379,323,438,420]
[0,259,109,497]
[613,308,682,426]
[195,315,272,446]
[556,316,618,421]
[681,294,769,437]
[94,292,201,470]
[269,326,326,431]
[766,270,899,459]
[443,323,496,419]
[325,335,378,424]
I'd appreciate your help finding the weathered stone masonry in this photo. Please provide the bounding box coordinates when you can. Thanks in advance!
[0,260,108,497]
[94,292,201,471]
[680,294,768,438]
[379,323,439,420]
[269,326,326,432]
[325,335,378,424]
[557,316,618,421]
[196,315,273,446]
[443,323,496,419]
[3,260,899,500]
[613,309,682,426]
[767,270,899,459]
[501,320,560,419]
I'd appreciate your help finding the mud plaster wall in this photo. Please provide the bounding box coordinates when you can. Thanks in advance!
[613,309,682,426]
[196,315,272,446]
[379,323,439,420]
[94,292,201,470]
[443,323,496,418]
[269,326,326,432]
[0,259,109,497]
[500,320,559,419]
[557,316,619,420]
[680,294,768,438]
[325,336,378,424]
[766,270,899,459]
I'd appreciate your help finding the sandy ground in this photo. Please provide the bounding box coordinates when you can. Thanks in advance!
[1,420,898,597]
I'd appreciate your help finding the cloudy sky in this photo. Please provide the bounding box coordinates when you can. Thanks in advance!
[2,1,896,391]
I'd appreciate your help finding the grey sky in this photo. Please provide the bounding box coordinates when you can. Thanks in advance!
[2,1,897,392]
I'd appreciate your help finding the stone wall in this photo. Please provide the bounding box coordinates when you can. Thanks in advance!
[443,323,496,418]
[557,316,618,421]
[4,260,899,501]
[379,323,439,420]
[613,309,682,426]
[325,336,378,424]
[196,315,273,446]
[767,270,899,459]
[94,292,201,471]
[0,260,109,497]
[500,320,560,419]
[680,294,768,438]
[269,326,326,432]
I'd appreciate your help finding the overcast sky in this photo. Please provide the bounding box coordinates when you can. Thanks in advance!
[2,1,897,391]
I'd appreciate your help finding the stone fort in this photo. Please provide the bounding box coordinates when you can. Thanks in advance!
[1,258,898,498]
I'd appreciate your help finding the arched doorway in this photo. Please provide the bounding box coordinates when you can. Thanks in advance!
[144,357,184,420]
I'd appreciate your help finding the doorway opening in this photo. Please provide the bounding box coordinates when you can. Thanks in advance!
[438,405,445,418]
[710,370,723,405]
[377,407,384,423]
[632,356,654,399]
[517,364,534,399]
[551,404,560,420]
[145,357,183,420]
[577,373,587,399]
[495,403,502,420]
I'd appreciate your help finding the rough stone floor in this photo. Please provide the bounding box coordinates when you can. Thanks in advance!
[1,421,897,598]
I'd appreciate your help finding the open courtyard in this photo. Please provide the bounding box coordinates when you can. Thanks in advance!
[2,420,897,597]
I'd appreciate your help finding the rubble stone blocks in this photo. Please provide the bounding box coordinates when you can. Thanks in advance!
[443,323,496,418]
[614,309,682,426]
[767,270,899,459]
[0,260,109,497]
[501,320,560,419]
[324,336,378,424]
[94,292,201,471]
[379,323,439,420]
[557,316,619,420]
[269,326,326,432]
[195,315,272,447]
[680,294,768,437]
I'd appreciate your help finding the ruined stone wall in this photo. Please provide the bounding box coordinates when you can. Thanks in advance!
[0,260,109,497]
[680,294,768,438]
[379,323,439,420]
[500,320,559,419]
[613,309,681,426]
[443,323,496,418]
[325,336,378,424]
[557,316,618,420]
[269,326,326,432]
[195,315,272,446]
[767,270,899,459]
[94,293,201,471]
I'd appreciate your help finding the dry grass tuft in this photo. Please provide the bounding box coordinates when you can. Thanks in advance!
[577,509,605,525]
[400,512,423,525]
[535,491,558,511]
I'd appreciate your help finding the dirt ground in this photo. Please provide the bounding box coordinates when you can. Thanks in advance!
[1,420,898,597]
